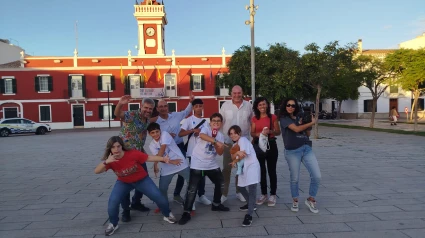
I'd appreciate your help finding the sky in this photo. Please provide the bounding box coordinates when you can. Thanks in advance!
[1,0,424,57]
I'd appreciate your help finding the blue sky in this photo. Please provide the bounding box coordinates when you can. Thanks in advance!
[1,0,424,57]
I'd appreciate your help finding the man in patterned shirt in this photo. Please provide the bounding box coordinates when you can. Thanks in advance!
[114,95,155,222]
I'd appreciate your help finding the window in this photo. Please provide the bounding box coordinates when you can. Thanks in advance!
[4,78,13,94]
[39,105,51,122]
[68,75,86,98]
[390,85,398,93]
[363,100,377,112]
[190,75,205,91]
[3,107,18,118]
[129,103,140,111]
[164,74,176,91]
[411,99,425,111]
[40,77,48,92]
[130,75,141,89]
[168,102,177,113]
[98,75,115,91]
[99,104,116,120]
[71,76,83,90]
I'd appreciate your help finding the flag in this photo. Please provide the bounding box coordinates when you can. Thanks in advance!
[156,63,162,82]
[210,65,213,84]
[120,63,125,84]
[142,61,147,84]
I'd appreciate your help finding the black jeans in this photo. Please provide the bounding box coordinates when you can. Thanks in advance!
[257,140,278,195]
[173,142,186,196]
[121,162,147,209]
[183,168,224,212]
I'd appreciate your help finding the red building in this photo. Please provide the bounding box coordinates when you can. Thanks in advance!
[0,0,232,129]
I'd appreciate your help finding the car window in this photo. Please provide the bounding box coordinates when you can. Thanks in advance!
[7,119,21,124]
[22,119,32,124]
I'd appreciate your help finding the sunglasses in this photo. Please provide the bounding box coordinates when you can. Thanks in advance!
[286,104,296,108]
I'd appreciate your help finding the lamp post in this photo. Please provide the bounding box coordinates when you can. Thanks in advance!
[245,0,258,102]
[107,83,111,129]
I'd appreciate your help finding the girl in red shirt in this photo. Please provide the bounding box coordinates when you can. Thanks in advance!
[95,136,181,236]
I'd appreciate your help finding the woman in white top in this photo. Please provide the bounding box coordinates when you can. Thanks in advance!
[229,125,261,227]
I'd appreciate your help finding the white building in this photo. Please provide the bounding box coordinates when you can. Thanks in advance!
[0,39,25,67]
[321,34,425,119]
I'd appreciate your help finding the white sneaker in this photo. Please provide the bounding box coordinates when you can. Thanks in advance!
[267,195,276,207]
[221,195,227,204]
[291,200,299,212]
[236,192,246,202]
[192,202,196,211]
[163,212,176,223]
[256,194,268,205]
[198,195,212,205]
[105,223,119,236]
[305,199,319,214]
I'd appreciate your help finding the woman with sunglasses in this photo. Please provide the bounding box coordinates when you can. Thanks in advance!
[279,98,321,214]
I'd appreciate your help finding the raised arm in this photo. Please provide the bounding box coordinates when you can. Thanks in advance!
[114,95,132,120]
[287,116,316,133]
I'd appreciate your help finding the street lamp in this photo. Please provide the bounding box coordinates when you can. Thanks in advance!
[245,0,258,102]
[106,82,111,129]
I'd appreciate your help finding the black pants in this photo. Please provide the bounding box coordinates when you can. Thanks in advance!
[183,168,224,212]
[257,140,278,195]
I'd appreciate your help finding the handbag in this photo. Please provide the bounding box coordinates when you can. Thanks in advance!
[253,115,272,158]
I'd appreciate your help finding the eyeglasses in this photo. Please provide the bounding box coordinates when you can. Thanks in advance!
[211,120,222,123]
[286,104,296,108]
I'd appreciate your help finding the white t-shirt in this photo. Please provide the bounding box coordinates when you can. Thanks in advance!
[234,137,261,187]
[149,131,189,176]
[180,115,207,157]
[190,126,224,170]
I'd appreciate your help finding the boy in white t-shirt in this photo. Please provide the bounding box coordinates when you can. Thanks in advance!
[229,125,260,227]
[178,98,211,206]
[147,123,190,206]
[178,113,230,225]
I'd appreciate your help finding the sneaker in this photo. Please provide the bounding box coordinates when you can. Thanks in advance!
[267,195,277,207]
[131,203,150,212]
[105,223,119,236]
[242,214,253,227]
[198,195,212,205]
[121,209,131,222]
[291,200,299,212]
[239,204,257,211]
[163,212,176,224]
[256,195,268,205]
[192,202,196,211]
[211,204,230,211]
[236,192,246,202]
[173,195,184,205]
[220,195,228,204]
[305,198,319,214]
[178,212,191,225]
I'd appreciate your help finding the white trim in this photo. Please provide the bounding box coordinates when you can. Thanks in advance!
[167,101,177,113]
[0,101,24,118]
[36,74,50,76]
[38,104,52,122]
[100,73,113,76]
[71,104,85,127]
[2,106,18,119]
[191,74,203,91]
[100,90,114,93]
[128,103,140,110]
[37,92,51,94]
[1,76,15,79]
[24,55,232,60]
[0,65,228,71]
[2,93,16,96]
[69,74,84,76]
[100,103,114,105]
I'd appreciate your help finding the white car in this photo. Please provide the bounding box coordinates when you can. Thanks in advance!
[0,118,52,137]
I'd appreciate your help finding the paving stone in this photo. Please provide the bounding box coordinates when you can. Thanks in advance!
[22,202,91,210]
[256,207,331,218]
[0,205,26,211]
[395,203,425,211]
[25,218,107,230]
[99,230,181,238]
[1,213,78,223]
[0,228,59,238]
[227,235,316,238]
[222,216,301,228]
[314,230,410,238]
[141,219,222,231]
[265,223,353,235]
[400,228,425,238]
[346,219,425,231]
[372,211,425,220]
[0,209,50,217]
[326,205,402,214]
[181,226,268,238]
[350,198,421,207]
[54,224,142,236]
[297,214,379,224]
[0,222,31,230]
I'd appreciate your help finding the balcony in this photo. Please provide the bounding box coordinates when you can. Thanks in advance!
[134,4,166,21]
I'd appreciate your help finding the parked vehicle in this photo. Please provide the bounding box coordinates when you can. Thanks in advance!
[0,118,52,137]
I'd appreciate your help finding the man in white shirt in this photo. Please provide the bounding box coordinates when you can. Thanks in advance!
[219,85,253,203]
[179,99,212,205]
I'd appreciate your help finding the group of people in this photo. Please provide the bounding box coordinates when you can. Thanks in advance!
[94,85,322,236]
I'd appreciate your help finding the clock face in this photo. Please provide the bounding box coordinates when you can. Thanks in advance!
[146,27,155,36]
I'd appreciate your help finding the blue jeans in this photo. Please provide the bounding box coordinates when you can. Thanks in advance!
[173,142,187,196]
[121,163,147,209]
[108,177,170,226]
[285,145,321,198]
[159,167,190,203]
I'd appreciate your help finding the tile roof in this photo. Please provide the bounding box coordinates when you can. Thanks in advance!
[0,60,21,68]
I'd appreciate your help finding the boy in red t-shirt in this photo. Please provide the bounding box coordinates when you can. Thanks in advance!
[95,136,182,236]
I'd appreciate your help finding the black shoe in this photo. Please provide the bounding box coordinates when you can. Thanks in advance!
[242,214,253,227]
[211,204,230,211]
[178,212,191,225]
[131,203,150,212]
[239,204,257,211]
[121,209,131,222]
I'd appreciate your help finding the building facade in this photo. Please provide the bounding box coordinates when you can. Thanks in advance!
[0,0,233,129]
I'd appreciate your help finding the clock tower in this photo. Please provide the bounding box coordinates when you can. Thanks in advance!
[134,0,168,56]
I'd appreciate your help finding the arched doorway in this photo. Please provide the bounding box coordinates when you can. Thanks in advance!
[0,101,23,119]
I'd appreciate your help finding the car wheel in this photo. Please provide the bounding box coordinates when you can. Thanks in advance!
[37,127,46,135]
[0,129,10,137]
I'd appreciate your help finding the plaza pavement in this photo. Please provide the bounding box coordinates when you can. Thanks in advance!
[0,125,425,238]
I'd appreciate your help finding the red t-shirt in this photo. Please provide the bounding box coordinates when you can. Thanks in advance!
[251,114,277,139]
[105,150,149,183]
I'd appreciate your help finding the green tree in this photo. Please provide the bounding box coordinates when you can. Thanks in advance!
[385,48,425,131]
[356,55,392,128]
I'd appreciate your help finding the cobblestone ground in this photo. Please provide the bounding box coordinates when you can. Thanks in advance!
[0,126,424,238]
